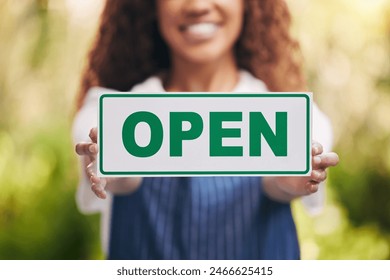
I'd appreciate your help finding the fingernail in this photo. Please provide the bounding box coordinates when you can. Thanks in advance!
[89,144,95,153]
[314,156,321,165]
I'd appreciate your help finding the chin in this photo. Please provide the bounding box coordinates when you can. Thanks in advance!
[176,44,233,65]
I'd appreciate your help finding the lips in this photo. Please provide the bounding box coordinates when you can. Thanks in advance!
[180,22,220,42]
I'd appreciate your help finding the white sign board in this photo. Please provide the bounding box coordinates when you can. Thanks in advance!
[97,93,311,177]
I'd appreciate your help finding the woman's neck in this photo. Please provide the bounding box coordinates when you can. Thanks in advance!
[165,53,240,92]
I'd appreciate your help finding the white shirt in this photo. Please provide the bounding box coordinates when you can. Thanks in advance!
[72,70,333,254]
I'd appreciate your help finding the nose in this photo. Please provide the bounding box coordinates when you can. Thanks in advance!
[182,0,212,18]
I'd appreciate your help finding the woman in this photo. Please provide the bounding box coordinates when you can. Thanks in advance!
[73,0,339,259]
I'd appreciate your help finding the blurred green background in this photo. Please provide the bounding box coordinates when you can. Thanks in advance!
[0,0,389,259]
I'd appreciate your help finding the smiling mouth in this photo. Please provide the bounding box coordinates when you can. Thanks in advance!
[180,22,220,42]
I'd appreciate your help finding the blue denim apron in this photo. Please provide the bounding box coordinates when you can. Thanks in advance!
[108,177,299,259]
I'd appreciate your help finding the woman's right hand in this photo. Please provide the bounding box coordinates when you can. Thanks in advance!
[75,127,142,199]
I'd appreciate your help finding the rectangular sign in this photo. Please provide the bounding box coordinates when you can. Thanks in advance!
[98,93,311,177]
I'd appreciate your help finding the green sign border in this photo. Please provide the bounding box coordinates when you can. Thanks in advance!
[99,93,311,176]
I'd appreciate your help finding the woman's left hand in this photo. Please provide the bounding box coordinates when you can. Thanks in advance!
[262,141,339,202]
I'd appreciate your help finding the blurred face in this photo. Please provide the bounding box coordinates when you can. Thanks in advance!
[156,0,245,64]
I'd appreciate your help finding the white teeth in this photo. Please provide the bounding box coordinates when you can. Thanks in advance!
[185,23,218,36]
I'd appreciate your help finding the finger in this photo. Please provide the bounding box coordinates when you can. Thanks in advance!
[305,181,319,194]
[90,174,101,184]
[311,142,323,156]
[89,127,98,143]
[86,161,96,178]
[75,142,97,156]
[91,183,107,199]
[313,152,339,169]
[310,169,327,183]
[90,175,108,197]
[312,155,321,167]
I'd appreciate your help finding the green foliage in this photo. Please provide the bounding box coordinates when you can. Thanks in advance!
[288,0,390,260]
[0,0,103,259]
[0,125,102,259]
[331,136,390,231]
[294,197,390,259]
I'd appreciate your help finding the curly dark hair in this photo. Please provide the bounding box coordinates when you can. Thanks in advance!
[76,0,305,109]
